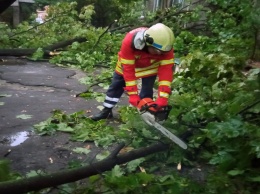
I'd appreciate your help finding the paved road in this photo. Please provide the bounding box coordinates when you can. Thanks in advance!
[0,57,118,174]
[0,57,208,185]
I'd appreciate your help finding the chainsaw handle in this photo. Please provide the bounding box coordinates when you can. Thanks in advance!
[139,103,158,112]
[140,103,171,112]
[137,98,172,120]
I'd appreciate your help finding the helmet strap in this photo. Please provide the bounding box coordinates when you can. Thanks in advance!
[145,34,154,44]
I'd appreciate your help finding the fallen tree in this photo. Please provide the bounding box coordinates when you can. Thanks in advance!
[0,37,87,57]
[0,142,171,194]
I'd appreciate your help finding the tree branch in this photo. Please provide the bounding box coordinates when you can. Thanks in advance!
[90,20,118,54]
[75,77,112,97]
[0,142,170,194]
[237,99,260,115]
[0,37,87,57]
[8,13,69,39]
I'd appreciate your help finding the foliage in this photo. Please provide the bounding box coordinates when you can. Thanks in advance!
[117,0,155,26]
[0,160,13,181]
[0,160,21,181]
[0,22,13,47]
[33,0,124,27]
[76,167,198,194]
[85,0,122,27]
[2,2,88,49]
[34,0,71,8]
[33,107,165,148]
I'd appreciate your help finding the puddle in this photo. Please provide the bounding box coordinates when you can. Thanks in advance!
[9,131,30,146]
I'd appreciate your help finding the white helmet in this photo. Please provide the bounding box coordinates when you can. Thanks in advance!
[144,23,175,52]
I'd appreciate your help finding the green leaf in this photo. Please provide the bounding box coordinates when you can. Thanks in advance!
[72,147,91,155]
[126,158,145,173]
[31,48,44,60]
[26,170,45,178]
[0,94,12,97]
[248,176,260,182]
[96,150,110,161]
[33,118,57,135]
[209,151,234,165]
[94,134,116,147]
[89,174,101,184]
[0,160,11,181]
[227,170,244,176]
[159,175,174,183]
[137,172,155,183]
[16,114,32,120]
[111,165,124,177]
[141,128,154,138]
[57,123,74,132]
[250,139,260,158]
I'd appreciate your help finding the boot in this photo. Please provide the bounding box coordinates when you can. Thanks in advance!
[91,107,113,121]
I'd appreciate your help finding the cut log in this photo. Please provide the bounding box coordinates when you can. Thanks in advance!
[0,37,87,57]
[0,142,170,194]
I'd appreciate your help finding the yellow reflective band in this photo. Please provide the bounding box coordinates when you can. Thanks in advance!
[135,69,158,77]
[125,80,137,86]
[159,92,170,98]
[160,58,174,66]
[135,62,160,72]
[121,58,135,65]
[128,91,138,95]
[159,81,171,86]
[116,58,173,78]
[115,63,123,74]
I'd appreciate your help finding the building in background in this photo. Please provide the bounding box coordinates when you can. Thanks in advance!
[11,0,34,27]
[146,0,185,12]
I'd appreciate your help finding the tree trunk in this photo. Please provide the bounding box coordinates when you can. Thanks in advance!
[0,142,170,194]
[0,37,87,57]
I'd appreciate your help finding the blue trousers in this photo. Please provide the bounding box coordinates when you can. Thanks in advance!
[103,72,156,108]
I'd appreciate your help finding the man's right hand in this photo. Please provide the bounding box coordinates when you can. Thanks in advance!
[129,95,141,107]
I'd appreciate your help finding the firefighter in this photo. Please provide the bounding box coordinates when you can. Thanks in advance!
[91,23,175,121]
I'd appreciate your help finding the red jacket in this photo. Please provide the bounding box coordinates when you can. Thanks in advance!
[115,27,174,98]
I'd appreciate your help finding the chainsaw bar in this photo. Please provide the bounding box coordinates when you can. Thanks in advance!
[140,111,187,149]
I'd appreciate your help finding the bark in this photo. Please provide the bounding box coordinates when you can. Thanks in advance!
[250,29,260,61]
[0,37,87,57]
[0,142,170,194]
[0,0,16,14]
[44,37,86,51]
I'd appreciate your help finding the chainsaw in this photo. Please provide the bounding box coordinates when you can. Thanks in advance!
[137,98,187,149]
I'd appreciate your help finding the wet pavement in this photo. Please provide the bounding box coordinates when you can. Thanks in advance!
[0,57,210,185]
[0,57,117,174]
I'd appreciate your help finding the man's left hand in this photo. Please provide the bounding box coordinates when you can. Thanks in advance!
[155,97,168,107]
[129,95,141,107]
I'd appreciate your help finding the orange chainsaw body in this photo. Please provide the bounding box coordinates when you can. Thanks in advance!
[137,98,172,122]
[137,98,157,112]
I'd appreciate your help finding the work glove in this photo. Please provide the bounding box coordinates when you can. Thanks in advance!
[129,95,141,107]
[155,97,168,107]
[156,85,171,108]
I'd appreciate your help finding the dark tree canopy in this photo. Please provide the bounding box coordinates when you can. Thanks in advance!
[0,0,16,14]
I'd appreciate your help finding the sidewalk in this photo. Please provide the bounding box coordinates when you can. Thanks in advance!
[0,57,110,174]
